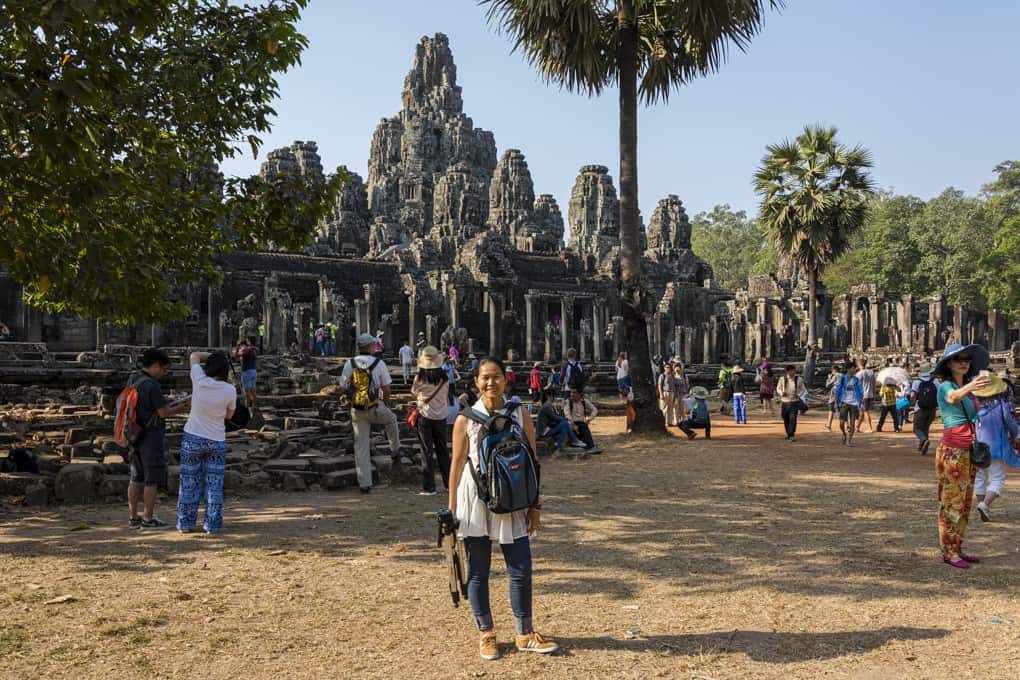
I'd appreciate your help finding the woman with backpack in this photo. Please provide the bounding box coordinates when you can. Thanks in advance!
[177,351,236,534]
[448,356,558,660]
[972,375,1019,523]
[411,346,450,496]
[932,343,992,568]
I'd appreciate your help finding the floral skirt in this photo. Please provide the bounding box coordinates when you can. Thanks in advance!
[935,442,976,560]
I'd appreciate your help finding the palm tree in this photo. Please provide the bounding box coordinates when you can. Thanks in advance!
[481,0,782,433]
[754,125,875,384]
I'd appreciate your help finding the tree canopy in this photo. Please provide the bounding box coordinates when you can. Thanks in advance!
[689,204,770,291]
[0,0,343,324]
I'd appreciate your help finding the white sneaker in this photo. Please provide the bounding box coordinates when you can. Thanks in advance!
[822,425,831,432]
[977,501,991,522]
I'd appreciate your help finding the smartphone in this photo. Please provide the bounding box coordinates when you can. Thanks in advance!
[979,370,990,378]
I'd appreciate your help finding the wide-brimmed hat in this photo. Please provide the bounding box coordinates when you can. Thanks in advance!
[933,343,990,379]
[733,366,744,374]
[691,386,710,399]
[918,364,933,377]
[533,361,541,368]
[973,374,1008,398]
[356,332,378,348]
[418,345,444,369]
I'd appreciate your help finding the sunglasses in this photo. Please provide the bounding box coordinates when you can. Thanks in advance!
[951,355,972,362]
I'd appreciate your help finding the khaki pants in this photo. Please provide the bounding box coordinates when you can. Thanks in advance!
[352,403,400,489]
[659,395,678,426]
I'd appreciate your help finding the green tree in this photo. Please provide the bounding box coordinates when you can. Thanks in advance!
[0,0,344,324]
[978,161,1020,315]
[690,204,768,290]
[754,125,875,382]
[481,0,781,433]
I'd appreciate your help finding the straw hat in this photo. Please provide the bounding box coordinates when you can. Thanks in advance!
[732,365,744,374]
[533,361,541,368]
[417,345,444,370]
[973,374,1008,398]
[690,386,710,399]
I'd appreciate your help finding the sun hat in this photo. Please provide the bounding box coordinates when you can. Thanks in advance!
[356,332,377,348]
[933,343,990,379]
[418,345,444,370]
[691,386,710,399]
[533,361,541,368]
[918,364,933,377]
[733,365,744,374]
[973,374,1007,398]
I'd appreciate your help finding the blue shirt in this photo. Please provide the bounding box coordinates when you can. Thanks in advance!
[976,399,1020,465]
[834,374,863,407]
[938,381,977,429]
[442,363,456,385]
[691,398,709,424]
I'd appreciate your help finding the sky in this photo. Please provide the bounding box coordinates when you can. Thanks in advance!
[219,0,1020,222]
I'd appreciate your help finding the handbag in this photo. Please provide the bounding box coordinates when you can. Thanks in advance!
[407,383,444,429]
[965,398,991,469]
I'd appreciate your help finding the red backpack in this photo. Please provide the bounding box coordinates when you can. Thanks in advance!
[113,376,147,447]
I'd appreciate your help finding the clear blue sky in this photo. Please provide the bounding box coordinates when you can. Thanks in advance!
[219,0,1020,222]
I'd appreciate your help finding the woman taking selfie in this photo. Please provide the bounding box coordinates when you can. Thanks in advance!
[448,356,558,660]
[932,343,991,569]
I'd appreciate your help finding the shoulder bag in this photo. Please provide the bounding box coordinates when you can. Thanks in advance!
[964,397,991,469]
[407,383,444,429]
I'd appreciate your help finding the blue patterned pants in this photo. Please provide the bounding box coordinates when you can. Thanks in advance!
[177,432,227,532]
[733,393,747,424]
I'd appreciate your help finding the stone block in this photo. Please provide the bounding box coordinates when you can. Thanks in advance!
[309,456,356,474]
[64,428,92,446]
[0,472,38,496]
[263,459,311,473]
[70,441,97,459]
[223,469,243,490]
[284,417,322,431]
[24,482,49,506]
[240,471,271,491]
[98,474,130,499]
[283,473,307,492]
[54,464,101,503]
[321,469,358,490]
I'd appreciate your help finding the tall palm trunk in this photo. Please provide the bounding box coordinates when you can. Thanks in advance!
[803,266,818,389]
[617,0,663,433]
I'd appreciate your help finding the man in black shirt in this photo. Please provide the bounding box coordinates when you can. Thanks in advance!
[128,349,185,529]
[236,337,258,408]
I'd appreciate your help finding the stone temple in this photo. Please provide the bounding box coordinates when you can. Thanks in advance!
[0,33,1016,365]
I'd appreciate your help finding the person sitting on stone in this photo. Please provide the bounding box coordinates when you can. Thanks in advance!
[564,387,601,454]
[535,389,588,452]
[339,333,401,494]
[678,386,712,440]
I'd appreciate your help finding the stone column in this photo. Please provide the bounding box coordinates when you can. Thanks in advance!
[354,300,367,335]
[489,291,504,356]
[317,279,328,323]
[148,323,158,349]
[560,296,574,357]
[593,301,604,362]
[525,294,537,361]
[869,298,881,349]
[207,284,222,348]
[612,315,623,357]
[363,284,378,335]
[449,285,460,331]
[407,289,418,347]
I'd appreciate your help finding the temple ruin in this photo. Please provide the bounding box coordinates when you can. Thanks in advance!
[0,33,1017,365]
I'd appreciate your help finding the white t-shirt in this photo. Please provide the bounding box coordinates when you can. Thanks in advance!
[398,345,414,365]
[616,360,629,380]
[339,355,392,393]
[859,368,875,398]
[184,364,237,442]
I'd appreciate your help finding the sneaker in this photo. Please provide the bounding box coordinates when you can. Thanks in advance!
[418,490,438,496]
[585,447,603,454]
[515,631,559,654]
[921,439,931,455]
[821,425,831,432]
[567,441,587,449]
[129,516,142,530]
[977,501,991,522]
[479,633,499,661]
[141,517,169,529]
[686,432,698,440]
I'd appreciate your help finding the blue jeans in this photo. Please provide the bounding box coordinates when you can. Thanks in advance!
[464,536,533,634]
[544,420,584,450]
[733,393,747,424]
[177,432,227,532]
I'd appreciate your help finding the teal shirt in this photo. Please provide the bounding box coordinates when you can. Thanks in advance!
[937,381,977,428]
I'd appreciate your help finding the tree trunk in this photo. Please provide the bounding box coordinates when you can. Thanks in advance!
[803,266,818,388]
[617,0,663,434]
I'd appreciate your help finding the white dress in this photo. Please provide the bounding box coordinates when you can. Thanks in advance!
[455,399,529,545]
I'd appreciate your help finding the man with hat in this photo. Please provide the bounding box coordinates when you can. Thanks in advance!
[339,333,400,494]
[678,386,711,440]
[909,365,939,455]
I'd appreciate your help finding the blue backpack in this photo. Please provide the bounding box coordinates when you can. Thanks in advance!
[462,402,541,514]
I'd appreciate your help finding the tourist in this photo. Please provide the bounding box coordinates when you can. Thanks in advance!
[564,387,602,453]
[339,333,401,494]
[449,343,461,364]
[235,336,258,409]
[718,360,733,415]
[657,363,678,427]
[625,385,636,433]
[615,352,630,402]
[973,374,1019,522]
[504,364,516,397]
[776,364,806,442]
[442,356,460,405]
[469,353,479,372]
[857,358,876,433]
[528,362,542,402]
[729,364,749,424]
[350,323,358,356]
[673,360,689,421]
[678,386,711,440]
[399,340,414,384]
[834,362,864,446]
[326,321,337,356]
[373,331,384,358]
[932,342,992,568]
[545,364,561,393]
[411,346,450,496]
[448,356,558,659]
[876,379,901,432]
[308,322,316,354]
[910,365,939,455]
[127,349,185,529]
[415,331,426,352]
[177,351,237,534]
[758,364,775,417]
[314,323,326,356]
[559,348,585,401]
[822,364,842,432]
[0,321,13,341]
[536,389,588,451]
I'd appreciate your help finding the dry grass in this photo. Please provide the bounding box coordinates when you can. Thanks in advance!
[2,411,1019,679]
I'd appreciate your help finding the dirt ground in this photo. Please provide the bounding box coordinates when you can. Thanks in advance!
[2,408,1020,679]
